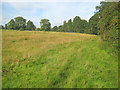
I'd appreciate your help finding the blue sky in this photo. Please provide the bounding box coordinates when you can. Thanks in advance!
[0,0,104,27]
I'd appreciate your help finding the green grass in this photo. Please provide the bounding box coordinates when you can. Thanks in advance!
[2,30,118,88]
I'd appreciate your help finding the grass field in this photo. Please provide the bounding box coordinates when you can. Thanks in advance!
[2,30,118,88]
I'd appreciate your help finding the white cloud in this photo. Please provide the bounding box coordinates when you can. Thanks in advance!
[1,2,100,27]
[39,2,98,27]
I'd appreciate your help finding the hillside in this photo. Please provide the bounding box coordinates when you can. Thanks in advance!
[2,30,118,88]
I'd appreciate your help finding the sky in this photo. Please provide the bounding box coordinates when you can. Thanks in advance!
[0,0,106,28]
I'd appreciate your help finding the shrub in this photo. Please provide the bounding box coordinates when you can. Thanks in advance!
[20,28,24,31]
[35,28,41,31]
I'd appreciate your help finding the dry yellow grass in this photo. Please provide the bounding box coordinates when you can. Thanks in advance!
[2,30,96,65]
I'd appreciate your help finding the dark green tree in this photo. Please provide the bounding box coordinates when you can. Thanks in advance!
[57,17,88,33]
[14,16,26,30]
[79,20,88,33]
[5,24,7,29]
[66,19,72,32]
[8,19,15,30]
[51,26,57,31]
[57,25,62,32]
[72,16,81,32]
[95,1,119,53]
[87,12,100,34]
[0,25,4,29]
[40,19,51,31]
[26,20,36,31]
[97,2,118,40]
[63,21,67,32]
[35,28,41,31]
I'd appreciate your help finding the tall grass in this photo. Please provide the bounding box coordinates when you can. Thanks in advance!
[2,30,118,88]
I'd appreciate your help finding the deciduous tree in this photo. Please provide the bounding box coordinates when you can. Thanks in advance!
[40,19,51,31]
[8,19,15,30]
[26,20,36,30]
[14,16,26,30]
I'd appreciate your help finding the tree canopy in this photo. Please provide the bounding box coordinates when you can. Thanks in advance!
[72,16,81,32]
[0,25,4,29]
[51,26,57,31]
[14,16,26,30]
[53,16,88,33]
[40,19,51,31]
[8,19,15,30]
[5,24,7,29]
[26,20,36,30]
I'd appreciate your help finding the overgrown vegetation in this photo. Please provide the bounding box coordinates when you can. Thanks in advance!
[96,2,119,55]
[2,30,118,88]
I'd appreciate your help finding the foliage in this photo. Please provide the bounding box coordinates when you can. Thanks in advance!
[72,16,81,32]
[56,17,88,33]
[40,19,51,31]
[5,24,8,29]
[57,25,62,32]
[79,20,88,33]
[51,26,57,31]
[26,20,36,31]
[0,25,4,29]
[14,16,26,30]
[87,12,100,35]
[20,27,24,31]
[95,2,119,53]
[66,19,72,32]
[35,28,41,31]
[8,19,15,30]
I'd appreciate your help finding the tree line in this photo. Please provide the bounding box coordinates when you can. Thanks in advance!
[51,16,89,34]
[0,17,36,31]
[0,16,89,33]
[95,2,119,54]
[0,1,119,53]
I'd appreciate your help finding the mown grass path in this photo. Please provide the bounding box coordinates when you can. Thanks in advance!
[2,30,118,88]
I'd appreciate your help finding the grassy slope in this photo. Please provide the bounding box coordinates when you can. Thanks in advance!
[2,30,118,88]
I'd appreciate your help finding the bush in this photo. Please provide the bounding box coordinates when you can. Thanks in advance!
[20,28,24,31]
[35,28,40,31]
